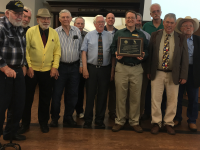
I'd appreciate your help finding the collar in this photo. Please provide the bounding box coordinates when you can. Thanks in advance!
[151,19,163,27]
[95,30,104,35]
[188,35,193,40]
[58,25,73,32]
[39,25,49,33]
[104,25,118,32]
[163,29,174,37]
[124,27,139,33]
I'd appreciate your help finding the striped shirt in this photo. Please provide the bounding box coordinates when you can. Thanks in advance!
[55,25,82,63]
[0,16,26,68]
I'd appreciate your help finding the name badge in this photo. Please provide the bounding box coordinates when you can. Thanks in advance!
[132,34,139,37]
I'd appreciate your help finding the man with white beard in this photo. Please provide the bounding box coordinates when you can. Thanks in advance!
[0,1,27,143]
[21,6,32,32]
[19,8,61,134]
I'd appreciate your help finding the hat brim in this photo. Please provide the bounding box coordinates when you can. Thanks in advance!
[36,15,51,18]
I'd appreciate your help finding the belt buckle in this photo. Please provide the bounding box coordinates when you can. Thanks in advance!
[129,63,135,66]
[96,65,101,68]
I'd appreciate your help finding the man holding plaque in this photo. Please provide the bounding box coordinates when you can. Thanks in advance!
[148,13,188,135]
[111,10,148,133]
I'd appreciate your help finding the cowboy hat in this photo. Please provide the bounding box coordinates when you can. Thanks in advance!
[36,8,51,18]
[175,16,199,33]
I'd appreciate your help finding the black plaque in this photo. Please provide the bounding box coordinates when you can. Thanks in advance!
[117,37,143,57]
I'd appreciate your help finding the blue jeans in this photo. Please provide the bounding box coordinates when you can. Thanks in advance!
[51,62,80,121]
[174,65,199,124]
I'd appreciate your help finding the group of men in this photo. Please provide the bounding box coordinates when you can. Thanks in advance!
[0,1,200,147]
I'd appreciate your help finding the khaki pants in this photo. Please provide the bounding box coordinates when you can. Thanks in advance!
[115,62,143,126]
[151,71,179,127]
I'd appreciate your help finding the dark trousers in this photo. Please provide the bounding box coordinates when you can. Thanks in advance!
[84,64,111,123]
[174,65,199,124]
[51,63,80,121]
[21,71,53,126]
[75,74,85,114]
[0,68,25,137]
[144,80,167,116]
[108,80,116,115]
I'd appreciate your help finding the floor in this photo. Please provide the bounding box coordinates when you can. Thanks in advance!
[1,86,200,150]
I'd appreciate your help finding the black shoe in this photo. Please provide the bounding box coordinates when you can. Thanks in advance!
[63,118,77,127]
[95,121,105,128]
[83,121,92,128]
[3,133,26,141]
[50,120,58,127]
[17,125,30,134]
[40,124,49,133]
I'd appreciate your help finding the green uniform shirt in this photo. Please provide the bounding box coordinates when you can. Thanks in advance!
[110,28,148,64]
[142,19,164,35]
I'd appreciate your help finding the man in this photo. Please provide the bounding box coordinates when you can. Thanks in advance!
[148,13,188,135]
[19,8,61,133]
[104,13,118,120]
[141,3,166,120]
[50,9,82,127]
[0,1,27,141]
[21,6,32,32]
[111,10,148,133]
[74,17,87,119]
[82,15,113,128]
[174,16,200,132]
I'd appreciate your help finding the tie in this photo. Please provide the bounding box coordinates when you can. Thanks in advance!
[42,31,46,47]
[162,34,170,69]
[98,33,103,65]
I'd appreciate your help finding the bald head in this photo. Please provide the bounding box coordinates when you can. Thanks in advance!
[105,13,115,26]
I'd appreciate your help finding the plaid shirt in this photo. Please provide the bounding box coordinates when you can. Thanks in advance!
[0,16,26,68]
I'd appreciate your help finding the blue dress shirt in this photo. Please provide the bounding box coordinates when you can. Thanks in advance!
[187,35,194,64]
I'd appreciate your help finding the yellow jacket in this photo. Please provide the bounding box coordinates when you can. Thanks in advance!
[26,25,61,71]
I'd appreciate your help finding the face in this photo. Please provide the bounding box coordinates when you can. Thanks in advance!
[150,5,161,20]
[6,10,23,26]
[105,13,115,26]
[74,18,84,32]
[136,15,142,29]
[22,10,31,28]
[94,16,105,32]
[180,21,194,36]
[59,12,72,26]
[37,17,51,30]
[125,12,136,28]
[163,17,176,34]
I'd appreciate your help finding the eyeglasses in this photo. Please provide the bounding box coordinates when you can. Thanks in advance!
[96,21,105,24]
[181,25,194,28]
[126,17,136,20]
[39,17,51,21]
[9,10,23,17]
[60,16,71,19]
[151,10,161,14]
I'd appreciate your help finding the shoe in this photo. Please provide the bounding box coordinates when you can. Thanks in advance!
[79,113,84,119]
[95,122,105,128]
[3,133,26,141]
[83,121,92,128]
[132,125,143,133]
[188,123,197,132]
[40,124,49,133]
[63,118,77,127]
[17,125,29,134]
[50,120,58,127]
[109,113,116,120]
[151,123,160,135]
[140,113,151,120]
[174,120,181,127]
[112,124,123,132]
[165,125,176,135]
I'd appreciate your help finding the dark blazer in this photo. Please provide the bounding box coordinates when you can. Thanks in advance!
[147,30,189,85]
[192,35,200,87]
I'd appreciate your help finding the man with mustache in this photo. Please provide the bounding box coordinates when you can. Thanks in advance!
[0,0,27,142]
[21,6,32,32]
[50,9,82,128]
[148,13,188,135]
[82,15,113,128]
[74,17,87,119]
[174,16,200,132]
[19,8,61,133]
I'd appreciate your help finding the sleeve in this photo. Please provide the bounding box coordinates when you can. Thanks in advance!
[78,30,83,67]
[52,31,61,69]
[26,29,32,68]
[110,31,119,56]
[147,34,154,74]
[0,28,7,68]
[81,33,88,52]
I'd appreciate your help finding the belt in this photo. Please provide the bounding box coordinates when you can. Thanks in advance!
[118,61,140,67]
[60,60,79,65]
[8,65,22,69]
[88,63,110,68]
[157,69,172,72]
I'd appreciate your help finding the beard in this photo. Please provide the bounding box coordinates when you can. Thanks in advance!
[21,21,29,28]
[38,20,51,30]
[8,13,22,27]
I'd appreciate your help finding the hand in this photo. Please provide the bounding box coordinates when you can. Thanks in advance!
[110,67,115,81]
[79,67,83,74]
[22,66,27,76]
[27,67,34,78]
[179,79,186,84]
[83,68,89,79]
[147,74,151,79]
[0,65,16,78]
[50,67,59,80]
[115,51,123,60]
[137,52,145,60]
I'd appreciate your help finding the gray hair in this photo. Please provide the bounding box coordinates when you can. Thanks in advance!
[59,9,71,17]
[24,6,32,14]
[164,13,176,22]
[74,17,85,24]
[93,15,104,23]
[136,13,143,21]
[150,3,161,13]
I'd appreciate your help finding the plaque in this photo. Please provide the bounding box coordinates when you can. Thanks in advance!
[117,37,143,57]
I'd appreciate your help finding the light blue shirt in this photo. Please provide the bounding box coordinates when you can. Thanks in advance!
[81,30,113,66]
[187,35,194,64]
[140,28,151,43]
